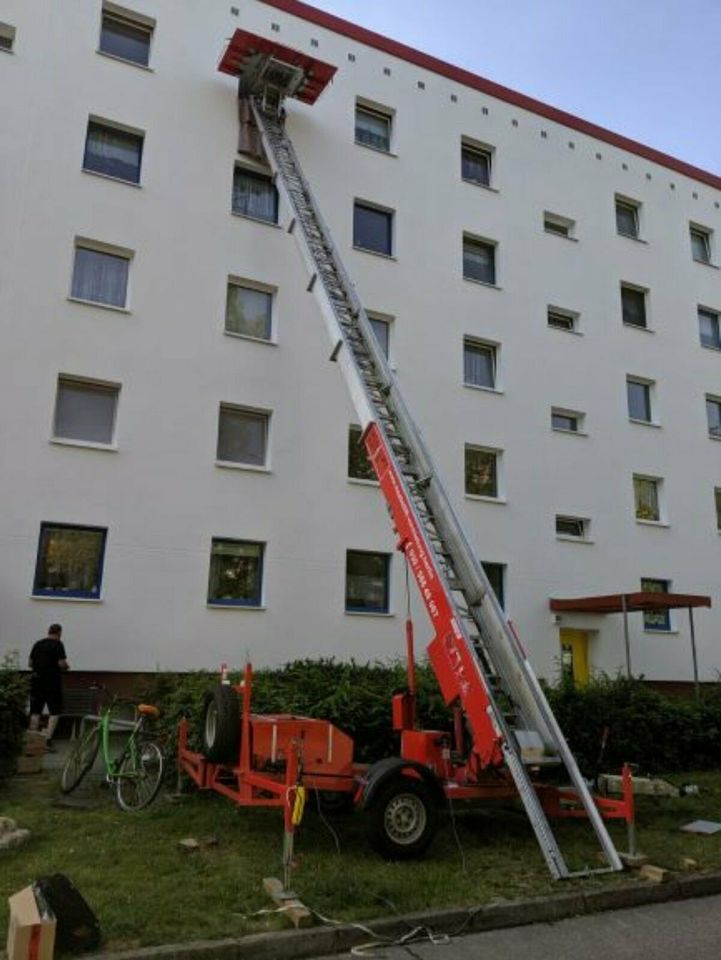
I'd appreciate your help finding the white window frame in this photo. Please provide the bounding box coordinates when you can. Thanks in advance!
[366,310,393,363]
[216,403,271,471]
[463,336,501,392]
[464,444,504,502]
[462,233,498,287]
[621,282,650,331]
[461,136,494,189]
[354,98,394,154]
[99,2,155,68]
[353,199,395,258]
[551,407,586,435]
[615,195,641,239]
[69,237,133,311]
[52,374,120,451]
[626,376,657,426]
[543,211,576,240]
[690,223,713,265]
[555,515,591,543]
[0,21,16,52]
[633,474,666,525]
[225,276,277,344]
[706,394,721,440]
[83,115,145,185]
[698,305,721,351]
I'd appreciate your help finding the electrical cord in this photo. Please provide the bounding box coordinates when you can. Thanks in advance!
[313,784,343,855]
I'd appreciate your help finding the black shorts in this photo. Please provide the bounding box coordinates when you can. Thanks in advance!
[29,678,63,716]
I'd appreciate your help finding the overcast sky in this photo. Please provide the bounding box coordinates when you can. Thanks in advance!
[307,0,721,175]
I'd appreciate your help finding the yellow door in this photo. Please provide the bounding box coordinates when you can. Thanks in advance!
[559,629,590,685]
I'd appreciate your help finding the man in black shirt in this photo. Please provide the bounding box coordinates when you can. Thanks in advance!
[29,623,69,747]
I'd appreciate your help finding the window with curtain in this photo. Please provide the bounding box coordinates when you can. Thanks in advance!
[465,446,499,498]
[355,105,391,151]
[232,167,278,223]
[641,577,671,631]
[217,406,268,466]
[690,226,712,264]
[207,539,264,606]
[54,378,118,445]
[99,10,152,66]
[615,199,639,238]
[225,283,273,340]
[71,245,129,307]
[463,339,496,389]
[699,307,721,349]
[345,550,390,612]
[463,236,496,284]
[461,143,491,186]
[634,476,661,522]
[33,523,107,598]
[83,121,143,183]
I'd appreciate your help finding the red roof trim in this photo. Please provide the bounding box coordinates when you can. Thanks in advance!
[259,0,721,192]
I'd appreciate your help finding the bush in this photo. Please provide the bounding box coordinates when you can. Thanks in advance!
[141,660,721,778]
[0,652,29,783]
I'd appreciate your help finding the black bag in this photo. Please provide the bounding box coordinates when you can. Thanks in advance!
[33,873,101,953]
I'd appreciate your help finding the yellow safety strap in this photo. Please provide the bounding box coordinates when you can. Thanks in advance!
[291,786,306,826]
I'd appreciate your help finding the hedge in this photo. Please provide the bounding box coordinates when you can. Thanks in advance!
[140,661,721,778]
[0,652,29,783]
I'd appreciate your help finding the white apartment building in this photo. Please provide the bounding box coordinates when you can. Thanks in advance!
[1,0,720,685]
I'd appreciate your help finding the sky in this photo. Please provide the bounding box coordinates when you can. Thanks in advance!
[306,0,721,175]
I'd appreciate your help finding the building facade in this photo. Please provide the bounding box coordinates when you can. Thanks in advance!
[1,0,720,683]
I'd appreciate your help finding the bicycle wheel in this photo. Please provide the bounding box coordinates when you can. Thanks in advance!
[60,725,100,794]
[115,740,164,812]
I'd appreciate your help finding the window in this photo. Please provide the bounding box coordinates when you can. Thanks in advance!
[353,201,393,256]
[641,578,671,632]
[547,308,578,332]
[232,167,278,223]
[543,212,575,239]
[83,119,143,184]
[461,140,492,187]
[367,314,390,358]
[217,406,269,467]
[482,561,505,610]
[551,409,583,433]
[465,446,499,498]
[53,377,119,446]
[207,539,263,607]
[621,284,647,329]
[463,338,497,389]
[99,5,153,66]
[615,197,640,239]
[345,550,390,613]
[348,425,376,481]
[33,523,107,599]
[355,103,391,152]
[0,22,16,51]
[690,224,712,264]
[556,516,588,540]
[225,281,273,341]
[699,307,721,350]
[634,475,661,522]
[463,235,496,285]
[715,488,721,531]
[706,396,721,439]
[71,242,130,308]
[627,378,653,423]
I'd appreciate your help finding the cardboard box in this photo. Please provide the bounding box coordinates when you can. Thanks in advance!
[23,732,47,758]
[15,756,43,775]
[6,885,56,960]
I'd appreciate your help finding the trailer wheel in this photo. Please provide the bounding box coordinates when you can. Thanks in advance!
[201,685,240,763]
[366,776,438,860]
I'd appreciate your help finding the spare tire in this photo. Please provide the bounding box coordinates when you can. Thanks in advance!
[201,684,241,762]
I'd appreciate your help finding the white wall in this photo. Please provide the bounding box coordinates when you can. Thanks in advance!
[0,0,719,682]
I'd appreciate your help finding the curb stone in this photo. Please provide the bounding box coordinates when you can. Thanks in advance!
[32,871,721,960]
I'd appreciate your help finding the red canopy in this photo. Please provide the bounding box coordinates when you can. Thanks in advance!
[550,592,711,614]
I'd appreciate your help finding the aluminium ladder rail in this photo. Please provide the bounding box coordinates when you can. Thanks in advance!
[250,98,622,879]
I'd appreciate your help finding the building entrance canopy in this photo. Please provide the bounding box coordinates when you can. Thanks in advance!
[549,592,712,696]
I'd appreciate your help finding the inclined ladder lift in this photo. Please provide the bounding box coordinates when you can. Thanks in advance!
[219,31,623,879]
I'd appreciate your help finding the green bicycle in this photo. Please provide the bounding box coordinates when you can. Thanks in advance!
[60,692,164,811]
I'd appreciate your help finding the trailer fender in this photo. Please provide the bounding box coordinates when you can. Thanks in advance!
[359,757,445,811]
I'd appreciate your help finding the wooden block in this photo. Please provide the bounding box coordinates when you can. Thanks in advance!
[177,838,200,853]
[15,755,43,775]
[620,852,649,870]
[680,857,699,871]
[639,864,670,883]
[262,877,313,929]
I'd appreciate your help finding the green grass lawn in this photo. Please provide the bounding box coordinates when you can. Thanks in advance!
[2,770,721,951]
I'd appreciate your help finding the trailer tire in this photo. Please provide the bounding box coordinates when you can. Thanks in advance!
[201,685,240,763]
[366,776,438,860]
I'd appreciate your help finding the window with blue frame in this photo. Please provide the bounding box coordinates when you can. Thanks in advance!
[345,550,390,613]
[33,523,107,599]
[208,539,264,606]
[641,577,671,631]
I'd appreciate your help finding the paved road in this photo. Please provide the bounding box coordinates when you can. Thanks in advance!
[310,894,721,959]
